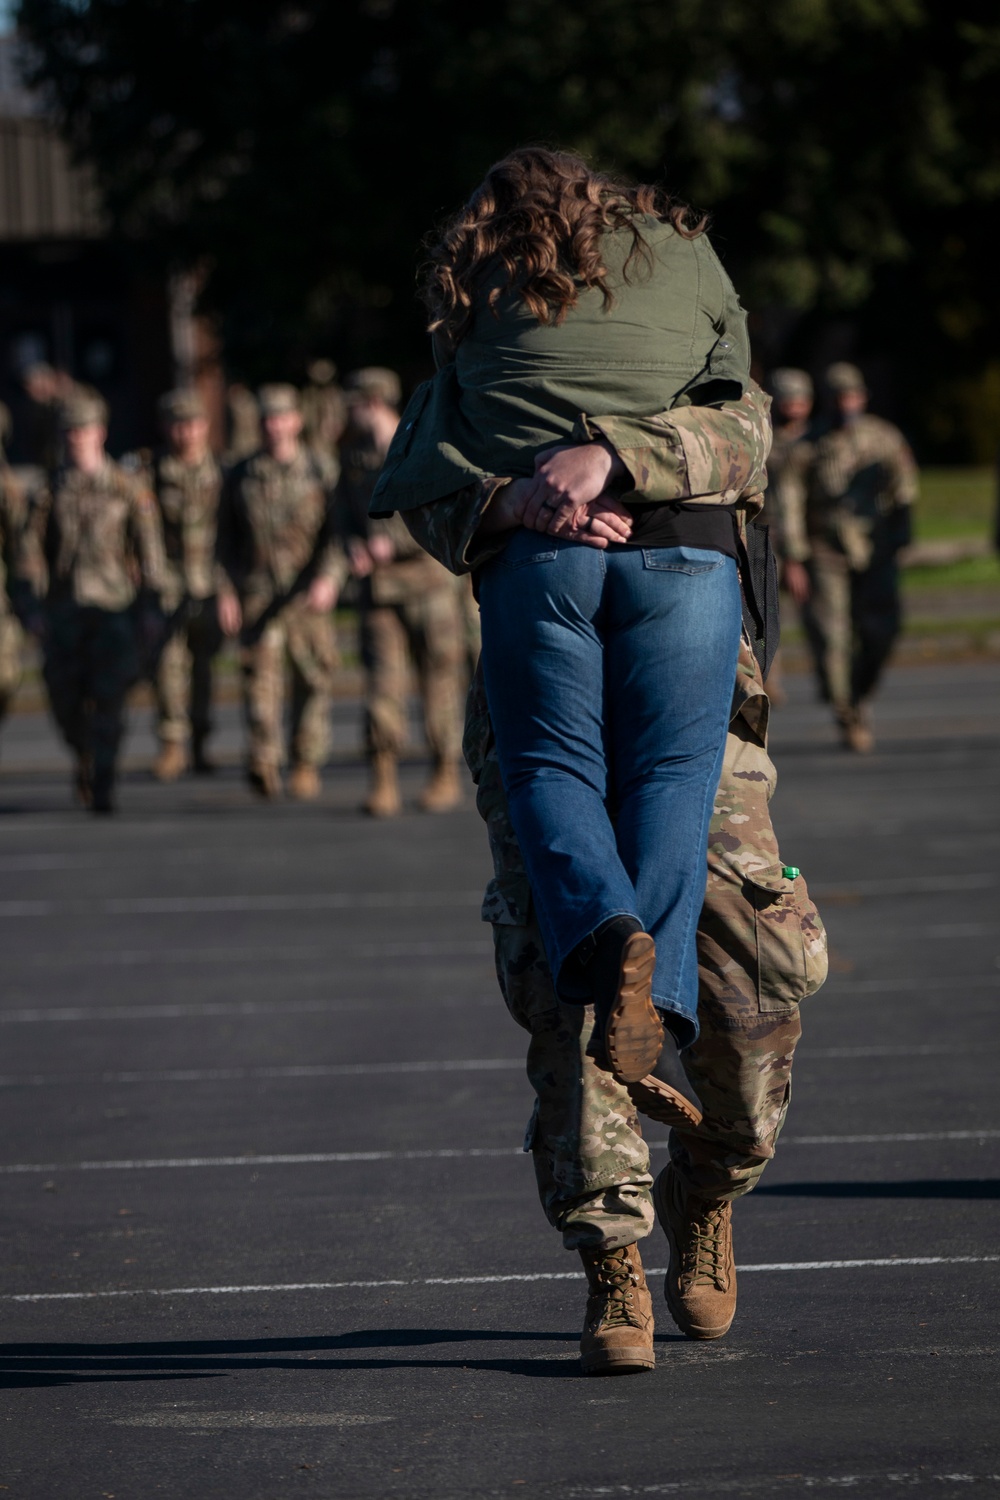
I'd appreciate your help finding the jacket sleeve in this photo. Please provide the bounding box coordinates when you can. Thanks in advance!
[771,443,813,564]
[402,478,513,576]
[14,481,52,607]
[573,383,772,511]
[128,477,168,597]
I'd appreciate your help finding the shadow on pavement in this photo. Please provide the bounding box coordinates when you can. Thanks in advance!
[756,1179,1000,1199]
[0,1328,621,1387]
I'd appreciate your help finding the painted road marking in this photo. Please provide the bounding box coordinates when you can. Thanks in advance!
[0,1045,980,1087]
[4,1256,998,1302]
[1,1130,997,1175]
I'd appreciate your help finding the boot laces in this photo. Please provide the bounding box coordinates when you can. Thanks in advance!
[590,1250,642,1330]
[680,1201,730,1290]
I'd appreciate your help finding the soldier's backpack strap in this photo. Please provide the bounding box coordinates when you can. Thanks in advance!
[740,519,781,680]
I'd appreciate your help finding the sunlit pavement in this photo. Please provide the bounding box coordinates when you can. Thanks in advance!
[0,662,998,1498]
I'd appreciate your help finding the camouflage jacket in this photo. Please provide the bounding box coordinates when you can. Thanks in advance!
[18,458,166,612]
[216,448,344,619]
[338,433,454,607]
[773,413,917,566]
[401,386,772,578]
[0,468,26,617]
[152,451,224,606]
[763,420,813,562]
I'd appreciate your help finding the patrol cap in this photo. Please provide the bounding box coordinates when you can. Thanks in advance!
[344,366,402,407]
[158,387,207,423]
[769,367,813,402]
[59,391,108,429]
[826,361,867,394]
[307,358,337,385]
[258,383,301,417]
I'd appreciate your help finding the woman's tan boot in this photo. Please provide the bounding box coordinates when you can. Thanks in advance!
[578,1241,655,1375]
[364,752,402,817]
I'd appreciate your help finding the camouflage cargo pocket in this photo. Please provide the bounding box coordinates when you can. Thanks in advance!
[743,866,829,1011]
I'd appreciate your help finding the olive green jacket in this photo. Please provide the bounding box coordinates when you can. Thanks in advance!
[371,221,749,517]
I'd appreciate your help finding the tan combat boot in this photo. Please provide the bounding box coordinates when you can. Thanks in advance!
[153,742,188,782]
[838,707,875,754]
[578,1241,655,1375]
[654,1165,736,1340]
[288,763,321,801]
[248,763,282,800]
[364,752,401,818]
[417,758,462,813]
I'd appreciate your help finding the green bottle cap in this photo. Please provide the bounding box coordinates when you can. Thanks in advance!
[782,865,800,881]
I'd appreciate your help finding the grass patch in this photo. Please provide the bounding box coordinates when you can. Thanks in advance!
[902,554,1000,592]
[917,468,996,540]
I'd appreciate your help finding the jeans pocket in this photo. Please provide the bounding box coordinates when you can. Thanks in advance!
[643,546,727,574]
[743,868,829,1011]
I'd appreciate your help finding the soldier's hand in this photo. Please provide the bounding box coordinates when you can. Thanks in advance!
[367,534,395,565]
[782,560,811,605]
[218,591,242,637]
[520,441,627,536]
[347,538,373,578]
[307,575,338,614]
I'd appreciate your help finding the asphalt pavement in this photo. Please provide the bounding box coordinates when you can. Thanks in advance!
[0,662,998,1499]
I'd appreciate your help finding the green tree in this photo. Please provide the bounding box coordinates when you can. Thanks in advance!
[17,0,1000,454]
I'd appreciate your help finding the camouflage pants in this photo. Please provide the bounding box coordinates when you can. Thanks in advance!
[241,606,338,770]
[360,587,464,762]
[0,611,23,723]
[473,641,828,1252]
[801,540,902,714]
[154,597,223,747]
[43,603,138,778]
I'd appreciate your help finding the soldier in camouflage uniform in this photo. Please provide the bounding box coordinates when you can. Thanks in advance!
[774,362,918,752]
[338,367,465,817]
[0,432,27,750]
[149,389,225,781]
[301,359,347,465]
[17,393,167,813]
[402,384,827,1374]
[762,369,816,705]
[216,383,342,801]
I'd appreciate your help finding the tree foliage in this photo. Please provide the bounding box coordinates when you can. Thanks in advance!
[16,0,1000,455]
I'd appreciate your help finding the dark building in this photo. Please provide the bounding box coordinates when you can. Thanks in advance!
[0,35,223,459]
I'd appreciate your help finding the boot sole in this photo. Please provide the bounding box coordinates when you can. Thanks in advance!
[652,1168,735,1341]
[628,1074,703,1130]
[581,1349,656,1375]
[603,933,664,1085]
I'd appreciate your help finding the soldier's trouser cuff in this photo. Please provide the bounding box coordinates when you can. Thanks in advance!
[549,1177,656,1253]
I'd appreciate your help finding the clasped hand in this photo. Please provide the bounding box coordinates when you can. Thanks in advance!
[504,440,633,549]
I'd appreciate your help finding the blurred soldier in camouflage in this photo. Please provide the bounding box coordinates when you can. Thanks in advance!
[775,362,918,752]
[403,385,827,1375]
[301,359,347,465]
[0,409,26,749]
[216,383,342,801]
[17,393,166,813]
[339,367,465,817]
[760,368,815,706]
[150,388,225,780]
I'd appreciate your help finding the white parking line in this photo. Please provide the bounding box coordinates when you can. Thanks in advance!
[0,1058,525,1088]
[0,890,483,917]
[1,1129,996,1175]
[0,994,494,1025]
[0,1045,979,1086]
[4,1255,998,1302]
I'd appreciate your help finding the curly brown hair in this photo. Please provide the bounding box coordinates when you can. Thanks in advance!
[422,147,707,346]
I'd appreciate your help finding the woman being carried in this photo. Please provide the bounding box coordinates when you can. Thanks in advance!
[373,148,763,1122]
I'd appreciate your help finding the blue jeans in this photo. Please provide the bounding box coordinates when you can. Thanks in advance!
[478,530,741,1046]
